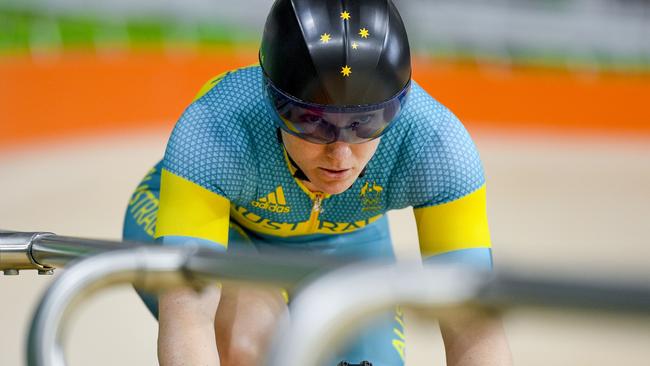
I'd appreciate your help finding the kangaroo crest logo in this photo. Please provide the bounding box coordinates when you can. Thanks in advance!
[360,181,383,212]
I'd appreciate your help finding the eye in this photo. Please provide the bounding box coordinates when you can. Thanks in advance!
[353,115,373,124]
[349,115,373,130]
[300,114,325,124]
[307,115,321,123]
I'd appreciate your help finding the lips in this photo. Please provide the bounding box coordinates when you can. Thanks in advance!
[322,167,350,172]
[318,167,351,180]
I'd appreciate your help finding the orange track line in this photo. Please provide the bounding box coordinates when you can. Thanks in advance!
[1,49,649,152]
[413,59,650,137]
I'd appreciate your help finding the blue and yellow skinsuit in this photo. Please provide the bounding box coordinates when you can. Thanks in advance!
[123,65,492,365]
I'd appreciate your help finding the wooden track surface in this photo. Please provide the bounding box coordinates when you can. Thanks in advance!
[1,132,649,366]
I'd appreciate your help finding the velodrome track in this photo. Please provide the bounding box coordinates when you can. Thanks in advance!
[1,50,649,365]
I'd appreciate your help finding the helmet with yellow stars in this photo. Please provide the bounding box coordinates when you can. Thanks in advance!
[260,0,411,144]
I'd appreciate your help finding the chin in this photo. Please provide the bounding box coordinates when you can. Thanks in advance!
[318,179,357,195]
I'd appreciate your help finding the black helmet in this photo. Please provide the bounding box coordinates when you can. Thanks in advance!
[260,0,411,144]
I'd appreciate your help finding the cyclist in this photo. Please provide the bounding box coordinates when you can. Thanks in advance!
[123,0,512,365]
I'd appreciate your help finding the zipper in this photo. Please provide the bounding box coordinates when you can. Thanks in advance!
[306,192,324,232]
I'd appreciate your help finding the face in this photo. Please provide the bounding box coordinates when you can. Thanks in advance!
[281,130,380,195]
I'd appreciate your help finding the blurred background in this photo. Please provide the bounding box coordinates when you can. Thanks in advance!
[1,0,649,365]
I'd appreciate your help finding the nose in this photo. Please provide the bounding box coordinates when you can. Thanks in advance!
[325,141,352,162]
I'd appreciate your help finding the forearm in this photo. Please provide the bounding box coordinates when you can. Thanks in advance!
[215,285,288,365]
[158,285,221,366]
[440,310,513,366]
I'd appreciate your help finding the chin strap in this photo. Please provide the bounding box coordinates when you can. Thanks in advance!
[287,149,312,181]
[277,129,311,181]
[276,129,366,182]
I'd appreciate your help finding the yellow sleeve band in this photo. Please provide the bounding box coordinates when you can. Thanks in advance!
[155,169,231,248]
[414,185,491,257]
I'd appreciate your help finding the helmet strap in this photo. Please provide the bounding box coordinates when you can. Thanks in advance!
[277,128,311,182]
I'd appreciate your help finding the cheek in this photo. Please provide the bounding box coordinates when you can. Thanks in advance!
[352,141,380,163]
[284,134,324,165]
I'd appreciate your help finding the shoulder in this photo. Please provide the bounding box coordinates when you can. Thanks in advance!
[399,81,463,140]
[192,64,262,103]
[383,81,486,208]
[162,65,264,199]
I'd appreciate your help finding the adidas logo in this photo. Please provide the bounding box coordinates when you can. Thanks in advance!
[251,186,291,213]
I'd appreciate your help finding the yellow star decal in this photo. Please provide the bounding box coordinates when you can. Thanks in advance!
[351,42,359,50]
[320,33,331,43]
[341,65,352,77]
[359,28,370,38]
[340,11,351,20]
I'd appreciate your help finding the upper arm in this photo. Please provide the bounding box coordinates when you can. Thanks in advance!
[155,168,231,248]
[155,71,253,248]
[414,185,491,255]
[407,104,492,266]
[414,185,492,269]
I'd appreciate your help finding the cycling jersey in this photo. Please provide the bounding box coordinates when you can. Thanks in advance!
[152,65,491,261]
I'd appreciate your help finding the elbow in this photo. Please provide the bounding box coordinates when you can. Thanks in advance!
[423,247,493,270]
[219,336,265,366]
[159,285,221,324]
